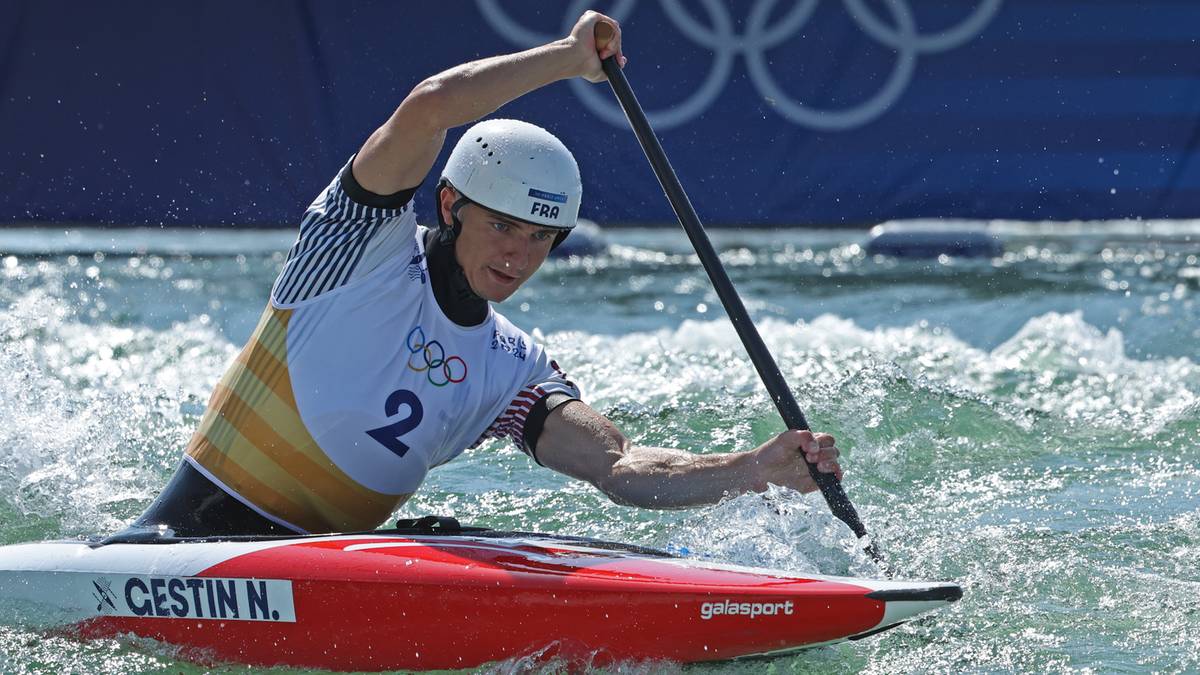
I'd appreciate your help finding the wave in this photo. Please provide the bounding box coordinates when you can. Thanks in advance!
[542,311,1197,436]
[0,291,234,536]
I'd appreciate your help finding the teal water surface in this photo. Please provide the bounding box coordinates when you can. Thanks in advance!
[0,223,1197,673]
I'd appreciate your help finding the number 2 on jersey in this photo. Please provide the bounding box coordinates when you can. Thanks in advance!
[365,389,423,458]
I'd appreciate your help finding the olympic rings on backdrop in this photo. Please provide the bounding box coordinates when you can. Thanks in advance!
[476,0,1002,131]
[406,326,468,387]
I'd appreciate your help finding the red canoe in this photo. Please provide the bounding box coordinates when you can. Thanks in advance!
[0,525,961,671]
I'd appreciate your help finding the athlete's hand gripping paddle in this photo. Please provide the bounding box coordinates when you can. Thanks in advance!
[592,22,884,565]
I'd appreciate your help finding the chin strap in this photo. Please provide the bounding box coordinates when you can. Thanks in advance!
[435,180,471,244]
[436,179,573,250]
[551,230,570,251]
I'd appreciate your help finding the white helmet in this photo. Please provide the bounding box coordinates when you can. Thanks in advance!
[440,119,581,231]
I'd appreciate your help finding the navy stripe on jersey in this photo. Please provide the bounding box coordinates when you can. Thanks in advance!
[336,219,385,288]
[273,161,412,305]
[276,224,361,303]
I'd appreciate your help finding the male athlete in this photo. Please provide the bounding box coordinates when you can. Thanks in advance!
[130,11,842,537]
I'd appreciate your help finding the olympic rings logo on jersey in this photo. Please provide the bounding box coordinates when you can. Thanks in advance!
[406,326,468,387]
[476,0,1002,131]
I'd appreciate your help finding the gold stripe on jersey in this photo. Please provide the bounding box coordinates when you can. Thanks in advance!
[186,305,405,533]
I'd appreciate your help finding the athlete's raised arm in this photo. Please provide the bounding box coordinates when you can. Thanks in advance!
[532,401,843,509]
[351,11,625,197]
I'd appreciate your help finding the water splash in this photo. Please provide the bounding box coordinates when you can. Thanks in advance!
[2,227,1198,671]
[0,291,233,536]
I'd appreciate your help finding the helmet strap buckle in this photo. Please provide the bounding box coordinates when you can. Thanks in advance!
[435,180,471,244]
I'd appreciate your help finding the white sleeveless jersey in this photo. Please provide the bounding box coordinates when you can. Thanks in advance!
[184,159,579,533]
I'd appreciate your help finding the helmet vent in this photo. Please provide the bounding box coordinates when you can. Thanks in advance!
[443,119,580,230]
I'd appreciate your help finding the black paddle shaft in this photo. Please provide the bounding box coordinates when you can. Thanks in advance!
[596,52,878,554]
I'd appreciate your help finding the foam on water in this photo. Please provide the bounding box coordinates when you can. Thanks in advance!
[0,290,234,536]
[1,226,1198,671]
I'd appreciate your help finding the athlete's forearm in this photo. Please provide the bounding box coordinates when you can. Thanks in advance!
[354,38,591,194]
[536,401,793,509]
[597,445,765,509]
[411,39,585,132]
[353,11,619,196]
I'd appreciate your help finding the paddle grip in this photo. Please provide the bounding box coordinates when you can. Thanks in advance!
[597,52,876,552]
[593,19,616,52]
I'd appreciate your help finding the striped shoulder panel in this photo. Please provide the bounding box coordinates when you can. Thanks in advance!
[272,169,413,306]
[472,384,548,451]
[472,358,582,453]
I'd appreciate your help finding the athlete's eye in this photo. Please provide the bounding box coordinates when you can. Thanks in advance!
[533,230,554,242]
[491,221,509,233]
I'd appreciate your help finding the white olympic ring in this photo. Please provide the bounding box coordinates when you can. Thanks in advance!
[475,0,1002,131]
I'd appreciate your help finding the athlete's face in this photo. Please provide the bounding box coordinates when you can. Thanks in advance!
[442,189,558,303]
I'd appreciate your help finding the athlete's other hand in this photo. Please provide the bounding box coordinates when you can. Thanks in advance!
[565,10,626,83]
[749,430,842,495]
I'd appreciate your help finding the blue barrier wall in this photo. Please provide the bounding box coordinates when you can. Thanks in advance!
[2,1,1199,227]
